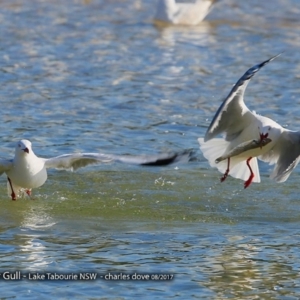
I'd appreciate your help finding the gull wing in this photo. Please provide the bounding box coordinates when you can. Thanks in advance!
[259,130,300,182]
[0,159,13,176]
[204,54,280,142]
[43,150,192,171]
[44,153,113,171]
[111,150,192,166]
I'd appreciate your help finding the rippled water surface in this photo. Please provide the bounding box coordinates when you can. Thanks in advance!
[1,0,300,298]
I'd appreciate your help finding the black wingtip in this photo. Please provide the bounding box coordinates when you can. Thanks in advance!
[141,149,195,166]
[242,53,281,83]
[257,53,282,70]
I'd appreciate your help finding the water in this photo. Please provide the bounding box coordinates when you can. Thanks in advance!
[1,0,300,298]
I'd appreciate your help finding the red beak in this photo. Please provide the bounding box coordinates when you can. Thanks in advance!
[259,133,269,149]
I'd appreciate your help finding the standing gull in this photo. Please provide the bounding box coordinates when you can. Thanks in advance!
[154,0,217,25]
[0,139,191,200]
[198,54,283,188]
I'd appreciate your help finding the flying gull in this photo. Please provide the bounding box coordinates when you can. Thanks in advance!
[198,54,288,188]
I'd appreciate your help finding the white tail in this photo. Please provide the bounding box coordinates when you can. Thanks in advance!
[198,138,261,183]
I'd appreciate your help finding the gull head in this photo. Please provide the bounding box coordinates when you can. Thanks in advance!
[258,125,281,148]
[16,139,32,155]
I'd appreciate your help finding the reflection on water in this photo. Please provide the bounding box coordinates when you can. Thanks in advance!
[202,227,300,299]
[154,21,215,47]
[19,207,56,270]
[1,0,300,298]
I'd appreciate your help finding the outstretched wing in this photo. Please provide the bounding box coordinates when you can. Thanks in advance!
[116,150,192,166]
[0,159,13,176]
[259,130,300,182]
[43,150,192,171]
[204,54,281,142]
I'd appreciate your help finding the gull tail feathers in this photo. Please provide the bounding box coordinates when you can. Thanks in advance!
[198,137,229,170]
[198,138,260,183]
[230,157,260,183]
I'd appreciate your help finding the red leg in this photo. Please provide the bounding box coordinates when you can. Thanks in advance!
[7,177,16,201]
[220,158,230,182]
[25,189,34,200]
[244,157,254,189]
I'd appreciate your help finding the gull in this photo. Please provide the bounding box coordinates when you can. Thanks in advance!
[0,139,191,200]
[154,0,217,25]
[198,54,285,188]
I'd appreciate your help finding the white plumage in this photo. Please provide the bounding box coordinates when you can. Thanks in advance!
[0,140,191,200]
[154,0,217,25]
[198,54,292,188]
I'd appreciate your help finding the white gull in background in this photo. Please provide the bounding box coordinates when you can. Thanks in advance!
[198,54,291,188]
[0,140,191,200]
[154,0,217,25]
